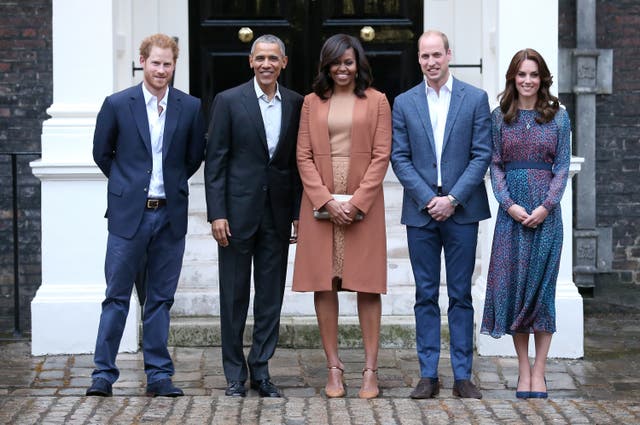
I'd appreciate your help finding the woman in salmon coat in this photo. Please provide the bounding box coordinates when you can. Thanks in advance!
[292,34,391,399]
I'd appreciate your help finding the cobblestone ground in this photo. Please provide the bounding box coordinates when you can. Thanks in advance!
[1,294,639,424]
[1,396,639,424]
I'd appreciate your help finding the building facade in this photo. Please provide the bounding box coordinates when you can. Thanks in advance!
[0,0,637,355]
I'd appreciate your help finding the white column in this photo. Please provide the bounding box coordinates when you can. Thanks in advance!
[30,0,138,355]
[473,0,584,358]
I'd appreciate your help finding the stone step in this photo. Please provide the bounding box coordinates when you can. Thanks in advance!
[168,315,450,348]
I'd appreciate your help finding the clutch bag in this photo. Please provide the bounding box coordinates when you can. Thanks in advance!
[313,194,364,221]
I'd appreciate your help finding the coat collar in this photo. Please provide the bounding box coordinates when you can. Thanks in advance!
[241,80,269,156]
[410,77,466,154]
[240,79,293,162]
[442,78,465,152]
[129,83,181,157]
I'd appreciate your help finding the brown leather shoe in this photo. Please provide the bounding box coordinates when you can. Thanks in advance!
[452,379,482,399]
[410,377,439,399]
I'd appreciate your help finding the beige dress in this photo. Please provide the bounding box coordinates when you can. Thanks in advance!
[327,93,356,279]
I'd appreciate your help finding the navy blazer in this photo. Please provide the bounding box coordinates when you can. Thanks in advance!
[93,83,206,239]
[391,78,492,226]
[204,80,304,240]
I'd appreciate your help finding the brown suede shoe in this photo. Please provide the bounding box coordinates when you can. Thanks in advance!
[452,379,482,399]
[410,377,439,399]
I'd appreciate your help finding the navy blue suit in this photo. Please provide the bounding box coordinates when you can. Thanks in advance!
[391,78,491,380]
[91,83,205,384]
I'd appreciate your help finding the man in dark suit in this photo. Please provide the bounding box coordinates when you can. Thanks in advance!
[391,30,492,399]
[87,34,205,397]
[205,34,303,398]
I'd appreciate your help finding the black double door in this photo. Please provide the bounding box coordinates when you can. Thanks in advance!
[189,1,423,116]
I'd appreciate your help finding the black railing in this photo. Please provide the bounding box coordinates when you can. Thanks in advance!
[1,151,41,337]
[450,59,483,73]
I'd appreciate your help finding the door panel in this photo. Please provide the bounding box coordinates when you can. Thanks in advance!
[312,0,422,103]
[189,1,423,116]
[189,1,303,115]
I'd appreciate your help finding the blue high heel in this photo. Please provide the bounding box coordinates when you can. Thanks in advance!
[528,377,548,399]
[515,376,530,399]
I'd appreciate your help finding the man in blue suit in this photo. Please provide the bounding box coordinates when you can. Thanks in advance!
[391,30,492,399]
[87,34,205,397]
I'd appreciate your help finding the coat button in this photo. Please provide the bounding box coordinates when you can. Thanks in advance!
[144,188,148,192]
[262,185,268,191]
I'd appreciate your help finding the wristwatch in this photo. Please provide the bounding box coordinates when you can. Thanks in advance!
[447,194,460,207]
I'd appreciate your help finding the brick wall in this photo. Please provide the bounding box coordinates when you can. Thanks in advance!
[0,0,52,334]
[559,0,640,285]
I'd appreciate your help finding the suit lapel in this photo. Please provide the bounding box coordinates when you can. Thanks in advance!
[411,83,437,156]
[163,87,181,156]
[442,78,464,152]
[241,81,269,157]
[271,87,290,162]
[315,96,331,153]
[130,84,152,156]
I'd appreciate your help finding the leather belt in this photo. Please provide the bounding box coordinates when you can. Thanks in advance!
[145,198,166,209]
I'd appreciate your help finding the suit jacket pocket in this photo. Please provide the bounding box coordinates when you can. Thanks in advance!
[107,181,123,197]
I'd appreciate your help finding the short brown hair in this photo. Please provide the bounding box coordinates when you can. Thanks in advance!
[418,30,450,51]
[139,34,179,61]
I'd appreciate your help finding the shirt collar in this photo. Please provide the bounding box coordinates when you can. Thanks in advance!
[424,73,453,95]
[142,83,169,109]
[253,77,281,101]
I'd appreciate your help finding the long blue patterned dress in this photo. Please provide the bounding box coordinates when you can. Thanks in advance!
[481,107,571,338]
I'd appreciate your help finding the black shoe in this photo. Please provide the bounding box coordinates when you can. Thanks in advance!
[410,377,439,399]
[146,378,184,397]
[86,377,113,397]
[225,381,247,397]
[452,379,482,399]
[250,379,282,397]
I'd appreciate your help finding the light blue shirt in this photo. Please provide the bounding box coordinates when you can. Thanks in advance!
[253,77,282,158]
[425,74,453,186]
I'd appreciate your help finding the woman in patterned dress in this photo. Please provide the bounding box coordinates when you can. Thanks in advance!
[293,34,391,399]
[481,49,571,399]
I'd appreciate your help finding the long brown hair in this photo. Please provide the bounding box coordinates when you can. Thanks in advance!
[312,34,372,99]
[498,48,559,124]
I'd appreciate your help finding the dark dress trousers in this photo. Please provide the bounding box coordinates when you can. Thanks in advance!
[91,83,205,384]
[204,80,303,383]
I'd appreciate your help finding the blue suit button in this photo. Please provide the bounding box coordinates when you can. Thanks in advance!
[262,185,268,191]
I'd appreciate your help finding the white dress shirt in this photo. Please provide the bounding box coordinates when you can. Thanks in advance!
[142,83,167,198]
[254,77,282,158]
[425,74,453,187]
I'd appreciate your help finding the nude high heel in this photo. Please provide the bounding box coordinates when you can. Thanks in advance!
[325,366,346,398]
[358,368,380,399]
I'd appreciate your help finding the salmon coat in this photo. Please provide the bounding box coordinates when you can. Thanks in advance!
[292,88,391,293]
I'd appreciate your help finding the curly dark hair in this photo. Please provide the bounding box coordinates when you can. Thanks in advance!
[499,48,559,124]
[312,34,372,99]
